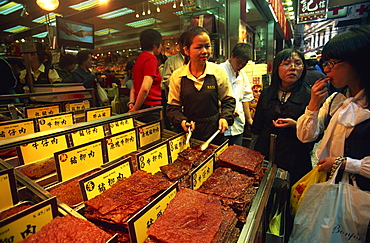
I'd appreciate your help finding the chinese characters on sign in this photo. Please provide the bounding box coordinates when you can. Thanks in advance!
[169,134,188,162]
[71,126,105,146]
[298,0,327,23]
[37,113,74,132]
[192,157,214,190]
[138,143,169,174]
[139,122,161,148]
[109,118,134,135]
[26,105,60,118]
[86,107,111,122]
[106,130,137,162]
[0,120,35,140]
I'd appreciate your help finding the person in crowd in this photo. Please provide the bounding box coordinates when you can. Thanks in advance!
[219,43,254,146]
[6,57,25,94]
[166,26,236,145]
[128,29,163,122]
[161,32,186,93]
[123,60,134,90]
[303,54,326,88]
[0,57,18,104]
[56,53,77,83]
[104,69,120,88]
[297,26,370,192]
[251,49,313,185]
[20,42,61,85]
[71,50,96,89]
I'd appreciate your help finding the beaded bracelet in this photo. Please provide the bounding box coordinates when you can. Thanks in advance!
[329,156,346,180]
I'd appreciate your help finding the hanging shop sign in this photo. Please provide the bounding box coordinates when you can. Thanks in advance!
[327,2,369,20]
[298,0,328,24]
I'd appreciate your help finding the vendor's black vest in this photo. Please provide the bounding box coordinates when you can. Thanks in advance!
[25,66,51,84]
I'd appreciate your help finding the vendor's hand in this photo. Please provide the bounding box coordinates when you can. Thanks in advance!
[181,120,195,132]
[218,118,228,133]
[308,78,330,111]
[272,118,296,128]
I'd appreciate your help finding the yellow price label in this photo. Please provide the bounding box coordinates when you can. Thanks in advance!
[37,113,74,132]
[0,120,35,140]
[65,100,90,112]
[215,142,228,161]
[138,122,161,148]
[20,135,68,165]
[106,130,137,162]
[80,159,132,200]
[138,143,169,174]
[192,156,214,190]
[0,198,57,243]
[71,126,105,146]
[0,173,13,211]
[169,134,188,162]
[86,107,111,122]
[56,141,103,181]
[128,184,177,243]
[26,105,60,118]
[109,118,134,135]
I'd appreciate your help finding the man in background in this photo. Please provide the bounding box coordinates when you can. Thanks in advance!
[219,43,254,146]
[303,53,326,88]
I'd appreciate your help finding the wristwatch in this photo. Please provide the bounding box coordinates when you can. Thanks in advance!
[127,101,134,108]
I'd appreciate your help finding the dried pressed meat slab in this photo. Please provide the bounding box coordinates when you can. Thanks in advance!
[20,215,111,243]
[145,188,236,243]
[84,170,172,226]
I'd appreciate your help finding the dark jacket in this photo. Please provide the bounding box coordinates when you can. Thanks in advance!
[71,66,96,88]
[304,66,326,88]
[251,82,313,184]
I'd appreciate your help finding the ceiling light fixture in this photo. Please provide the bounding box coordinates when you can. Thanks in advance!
[179,0,183,7]
[172,0,176,8]
[136,4,139,18]
[142,2,145,16]
[156,5,160,12]
[20,4,29,18]
[36,0,59,11]
[147,2,151,15]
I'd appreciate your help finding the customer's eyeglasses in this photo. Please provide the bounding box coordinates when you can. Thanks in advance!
[322,60,344,69]
[279,61,304,69]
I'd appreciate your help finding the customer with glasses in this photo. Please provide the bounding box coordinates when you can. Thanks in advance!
[251,49,313,185]
[297,26,370,191]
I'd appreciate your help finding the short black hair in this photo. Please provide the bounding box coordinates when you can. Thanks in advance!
[231,43,251,61]
[59,54,77,69]
[140,29,162,51]
[76,50,92,65]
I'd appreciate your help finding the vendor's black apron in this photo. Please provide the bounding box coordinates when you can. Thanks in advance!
[180,75,224,145]
[25,67,50,84]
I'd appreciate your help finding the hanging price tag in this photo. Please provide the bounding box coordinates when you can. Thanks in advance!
[137,142,169,174]
[0,169,18,211]
[25,105,60,118]
[128,183,178,243]
[191,156,214,190]
[37,113,74,132]
[138,122,161,148]
[19,135,68,165]
[0,119,35,140]
[85,107,111,122]
[71,125,105,146]
[55,141,104,182]
[106,130,137,162]
[168,133,188,163]
[79,158,132,201]
[109,118,134,135]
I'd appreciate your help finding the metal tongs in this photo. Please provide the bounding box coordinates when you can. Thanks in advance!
[200,130,220,151]
[185,127,192,145]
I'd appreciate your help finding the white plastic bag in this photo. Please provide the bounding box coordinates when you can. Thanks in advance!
[289,168,370,243]
[96,83,109,103]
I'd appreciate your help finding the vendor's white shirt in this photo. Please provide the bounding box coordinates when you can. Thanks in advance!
[219,60,253,136]
[297,89,370,178]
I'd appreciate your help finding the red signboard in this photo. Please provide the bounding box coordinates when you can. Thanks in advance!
[298,0,327,24]
[268,0,288,39]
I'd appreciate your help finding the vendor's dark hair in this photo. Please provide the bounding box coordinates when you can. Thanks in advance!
[59,54,77,69]
[76,50,92,65]
[231,43,251,61]
[183,26,209,64]
[322,26,370,107]
[140,29,162,51]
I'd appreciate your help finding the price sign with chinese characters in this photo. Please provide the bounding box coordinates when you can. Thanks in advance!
[18,135,68,165]
[136,142,169,174]
[37,112,74,132]
[64,100,90,112]
[55,141,104,182]
[214,140,228,161]
[71,125,105,147]
[106,129,137,162]
[0,197,58,243]
[0,169,18,211]
[0,119,35,140]
[138,122,161,148]
[85,106,111,122]
[109,118,134,135]
[128,183,178,243]
[168,133,188,163]
[25,105,60,118]
[79,158,132,201]
[191,156,215,190]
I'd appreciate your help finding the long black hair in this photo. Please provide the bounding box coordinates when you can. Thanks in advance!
[322,26,370,107]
